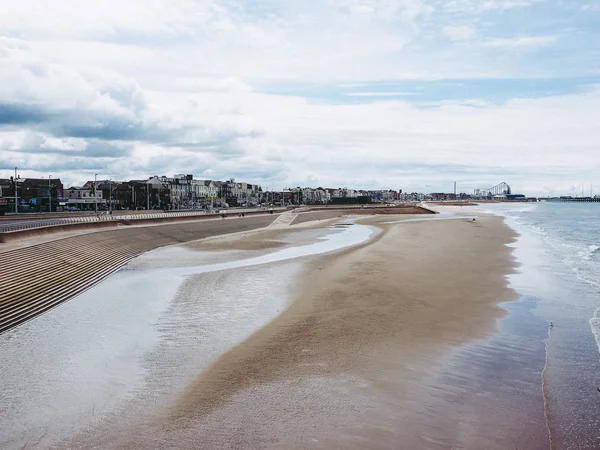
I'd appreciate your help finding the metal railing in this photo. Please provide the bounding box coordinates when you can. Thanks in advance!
[0,208,279,233]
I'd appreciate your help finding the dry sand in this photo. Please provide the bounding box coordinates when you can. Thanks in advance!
[142,215,517,448]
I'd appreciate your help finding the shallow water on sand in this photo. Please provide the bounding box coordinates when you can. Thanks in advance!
[474,203,600,449]
[412,296,550,449]
[0,223,374,449]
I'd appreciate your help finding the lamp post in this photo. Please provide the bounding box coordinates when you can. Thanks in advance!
[48,175,52,212]
[109,180,112,212]
[14,167,18,214]
[94,173,98,213]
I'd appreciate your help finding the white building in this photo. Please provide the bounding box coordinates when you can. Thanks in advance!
[62,186,105,209]
[153,174,193,209]
[225,179,262,205]
[192,180,219,202]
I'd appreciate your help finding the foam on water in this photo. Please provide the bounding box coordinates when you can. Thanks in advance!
[477,202,600,358]
[482,203,600,287]
[590,309,600,357]
[474,202,600,447]
[581,244,600,261]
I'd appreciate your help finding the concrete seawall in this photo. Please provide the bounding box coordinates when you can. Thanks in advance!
[0,209,280,244]
[0,214,278,334]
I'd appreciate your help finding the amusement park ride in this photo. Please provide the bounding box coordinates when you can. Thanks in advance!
[472,182,516,199]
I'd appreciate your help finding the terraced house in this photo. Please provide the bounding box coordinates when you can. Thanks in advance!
[224,179,262,206]
[192,180,219,205]
[0,178,64,212]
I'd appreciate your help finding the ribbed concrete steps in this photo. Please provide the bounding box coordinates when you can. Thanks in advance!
[0,214,277,334]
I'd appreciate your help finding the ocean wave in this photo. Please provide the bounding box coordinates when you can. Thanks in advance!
[516,222,599,288]
[525,223,548,237]
[485,203,600,290]
[589,308,600,355]
[580,244,600,261]
[508,205,540,213]
[568,265,600,290]
[558,242,600,289]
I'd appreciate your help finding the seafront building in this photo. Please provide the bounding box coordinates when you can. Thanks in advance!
[63,186,105,210]
[0,177,64,213]
[0,171,472,213]
[2,170,532,214]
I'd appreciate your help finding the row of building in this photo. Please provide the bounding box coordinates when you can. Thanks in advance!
[77,175,265,211]
[281,187,402,205]
[0,175,264,212]
[0,173,410,213]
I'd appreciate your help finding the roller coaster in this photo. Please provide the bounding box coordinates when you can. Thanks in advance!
[473,182,511,198]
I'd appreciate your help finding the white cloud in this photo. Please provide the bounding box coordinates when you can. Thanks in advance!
[582,3,600,12]
[346,92,417,96]
[331,0,433,22]
[484,35,557,48]
[0,0,597,195]
[442,0,535,12]
[8,64,600,195]
[442,25,477,41]
[0,0,219,39]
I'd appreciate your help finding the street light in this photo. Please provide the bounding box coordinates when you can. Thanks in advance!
[48,175,52,213]
[94,173,98,213]
[14,167,18,214]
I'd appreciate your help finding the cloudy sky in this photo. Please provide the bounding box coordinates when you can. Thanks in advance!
[1,0,599,195]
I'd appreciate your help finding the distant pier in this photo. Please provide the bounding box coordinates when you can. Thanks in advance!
[541,197,600,203]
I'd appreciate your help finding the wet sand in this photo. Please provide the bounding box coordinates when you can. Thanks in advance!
[95,214,521,448]
[291,210,351,225]
[182,213,348,252]
[290,206,430,225]
[21,213,535,449]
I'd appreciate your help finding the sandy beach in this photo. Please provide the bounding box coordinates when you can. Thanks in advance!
[0,210,539,449]
[44,212,526,449]
[162,215,519,448]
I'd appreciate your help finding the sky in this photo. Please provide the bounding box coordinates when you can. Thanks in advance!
[0,0,599,195]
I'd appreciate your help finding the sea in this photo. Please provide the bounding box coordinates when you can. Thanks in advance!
[478,202,600,449]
